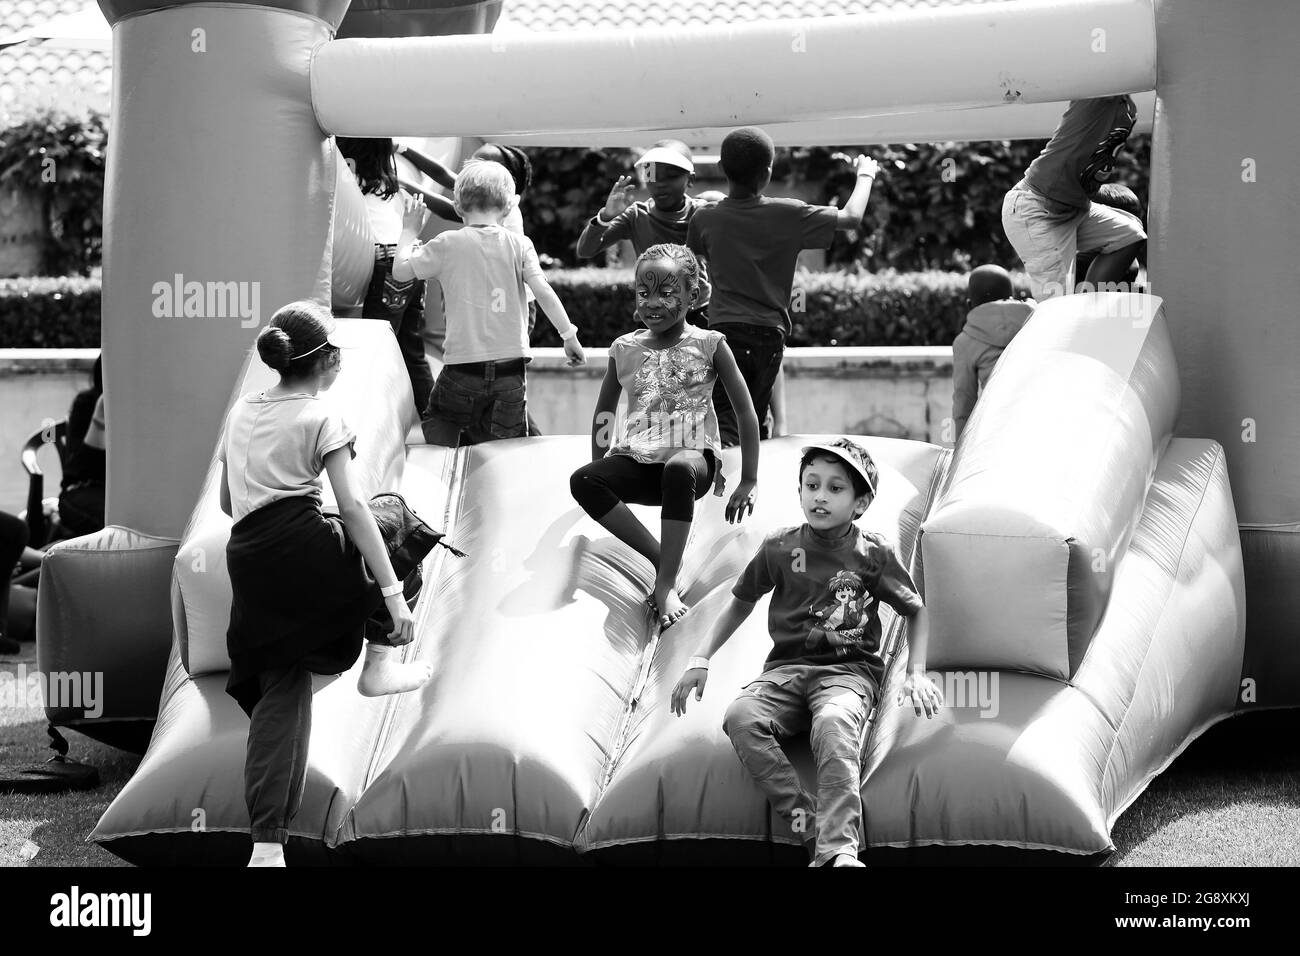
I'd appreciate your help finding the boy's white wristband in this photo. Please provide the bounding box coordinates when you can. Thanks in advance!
[594,211,615,227]
[380,582,405,598]
[687,656,710,671]
[560,326,580,342]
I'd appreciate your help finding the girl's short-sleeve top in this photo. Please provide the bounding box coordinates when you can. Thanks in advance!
[218,392,356,523]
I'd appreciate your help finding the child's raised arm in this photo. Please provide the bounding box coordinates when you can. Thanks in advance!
[575,174,637,259]
[670,595,757,715]
[395,143,457,191]
[834,154,880,231]
[391,192,429,282]
[713,340,760,523]
[398,179,461,223]
[590,357,622,462]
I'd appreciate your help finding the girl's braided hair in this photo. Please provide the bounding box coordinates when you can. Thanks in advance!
[638,243,702,302]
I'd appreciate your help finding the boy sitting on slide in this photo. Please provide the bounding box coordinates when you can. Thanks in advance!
[671,438,942,866]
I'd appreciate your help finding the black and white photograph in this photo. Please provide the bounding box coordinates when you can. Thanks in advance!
[0,0,1293,933]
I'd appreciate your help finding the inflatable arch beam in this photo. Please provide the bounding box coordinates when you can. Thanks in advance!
[313,0,1157,138]
[487,92,1156,149]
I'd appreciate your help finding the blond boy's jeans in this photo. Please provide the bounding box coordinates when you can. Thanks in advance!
[723,662,875,866]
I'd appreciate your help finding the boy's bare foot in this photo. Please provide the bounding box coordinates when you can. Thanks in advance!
[358,643,433,697]
[654,587,689,631]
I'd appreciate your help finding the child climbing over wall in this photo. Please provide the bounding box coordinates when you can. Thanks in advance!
[951,264,1035,440]
[1002,96,1147,300]
[670,438,943,866]
[686,127,879,447]
[218,300,461,867]
[393,160,587,446]
[570,244,760,632]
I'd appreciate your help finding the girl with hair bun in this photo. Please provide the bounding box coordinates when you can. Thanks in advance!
[218,299,446,868]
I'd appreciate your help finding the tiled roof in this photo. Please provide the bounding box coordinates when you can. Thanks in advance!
[501,0,997,32]
[0,2,110,119]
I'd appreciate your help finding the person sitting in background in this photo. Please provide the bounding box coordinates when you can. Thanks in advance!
[1074,182,1145,292]
[951,265,1035,440]
[0,511,27,654]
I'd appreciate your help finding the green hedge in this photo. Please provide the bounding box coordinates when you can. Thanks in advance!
[532,268,1033,348]
[0,276,102,347]
[0,270,1032,350]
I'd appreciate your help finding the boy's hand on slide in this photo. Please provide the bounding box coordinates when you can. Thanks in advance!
[670,669,708,716]
[602,174,636,220]
[399,191,428,232]
[725,479,758,524]
[897,671,943,718]
[385,596,417,647]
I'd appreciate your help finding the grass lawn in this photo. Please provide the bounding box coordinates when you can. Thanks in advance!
[3,644,1299,867]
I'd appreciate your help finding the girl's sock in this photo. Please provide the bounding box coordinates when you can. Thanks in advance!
[248,842,286,867]
[358,642,433,697]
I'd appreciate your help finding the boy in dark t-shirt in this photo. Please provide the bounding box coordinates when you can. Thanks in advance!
[686,128,881,446]
[671,438,942,866]
[1001,96,1146,300]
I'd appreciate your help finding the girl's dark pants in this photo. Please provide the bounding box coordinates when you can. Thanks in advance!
[570,450,716,523]
[365,243,435,416]
[245,665,314,844]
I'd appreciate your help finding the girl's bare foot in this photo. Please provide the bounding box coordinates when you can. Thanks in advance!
[358,643,432,697]
[655,587,688,631]
[248,842,286,867]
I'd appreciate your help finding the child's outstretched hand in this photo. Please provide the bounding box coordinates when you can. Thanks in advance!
[897,670,943,718]
[670,666,709,716]
[725,478,757,524]
[563,336,587,367]
[831,152,880,181]
[601,174,637,221]
[399,191,428,234]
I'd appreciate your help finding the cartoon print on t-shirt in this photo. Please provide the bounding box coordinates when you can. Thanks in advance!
[807,569,874,656]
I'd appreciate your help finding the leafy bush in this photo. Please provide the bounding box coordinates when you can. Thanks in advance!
[2,270,1035,350]
[0,107,108,276]
[533,268,1033,348]
[0,276,102,347]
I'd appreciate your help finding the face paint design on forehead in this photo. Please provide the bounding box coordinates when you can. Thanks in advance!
[636,262,684,300]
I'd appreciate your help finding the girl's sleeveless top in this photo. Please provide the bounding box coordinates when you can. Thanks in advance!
[608,325,724,464]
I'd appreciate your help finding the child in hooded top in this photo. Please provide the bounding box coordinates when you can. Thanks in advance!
[951,264,1036,439]
[671,438,943,866]
[570,243,760,631]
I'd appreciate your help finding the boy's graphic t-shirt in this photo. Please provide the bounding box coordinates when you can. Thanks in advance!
[732,524,923,685]
[686,196,838,335]
[218,392,357,523]
[405,224,545,364]
[1023,96,1138,212]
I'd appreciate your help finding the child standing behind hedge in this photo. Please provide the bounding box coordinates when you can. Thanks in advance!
[686,127,879,447]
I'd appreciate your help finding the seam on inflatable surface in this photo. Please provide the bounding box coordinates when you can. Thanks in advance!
[112,3,338,29]
[1095,441,1224,819]
[336,444,470,849]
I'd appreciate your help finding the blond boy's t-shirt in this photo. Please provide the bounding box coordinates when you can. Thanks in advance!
[218,392,356,523]
[405,224,545,365]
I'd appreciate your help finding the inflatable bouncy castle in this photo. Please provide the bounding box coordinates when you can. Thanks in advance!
[36,0,1300,862]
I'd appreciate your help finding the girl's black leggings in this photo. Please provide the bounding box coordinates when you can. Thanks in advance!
[570,450,716,523]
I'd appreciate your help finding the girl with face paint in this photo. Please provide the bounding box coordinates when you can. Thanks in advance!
[569,244,761,631]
